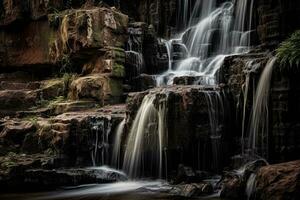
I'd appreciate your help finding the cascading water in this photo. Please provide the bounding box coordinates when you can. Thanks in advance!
[246,57,277,158]
[123,93,167,178]
[157,0,255,86]
[111,119,126,169]
[241,60,262,155]
[246,173,257,200]
[90,118,112,166]
[204,91,226,171]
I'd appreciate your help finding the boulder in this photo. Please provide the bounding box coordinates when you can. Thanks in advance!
[49,6,128,63]
[255,160,300,200]
[69,74,123,104]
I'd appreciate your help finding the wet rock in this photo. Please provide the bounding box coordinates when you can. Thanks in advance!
[173,164,210,184]
[255,160,300,200]
[22,167,128,190]
[126,85,230,172]
[173,76,201,85]
[0,152,126,191]
[132,74,156,91]
[220,159,268,199]
[171,183,213,197]
[0,153,58,191]
[26,105,126,165]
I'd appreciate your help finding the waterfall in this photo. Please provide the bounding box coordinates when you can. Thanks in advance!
[246,173,257,200]
[123,94,167,178]
[204,91,226,171]
[247,57,277,158]
[90,118,112,166]
[111,119,126,169]
[157,0,254,86]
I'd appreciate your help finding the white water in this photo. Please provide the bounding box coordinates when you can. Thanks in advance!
[36,181,169,200]
[246,173,256,200]
[90,119,112,166]
[123,93,167,178]
[157,0,255,86]
[204,91,225,171]
[247,57,277,158]
[111,119,126,169]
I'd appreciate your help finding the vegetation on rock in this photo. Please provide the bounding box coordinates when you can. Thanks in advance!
[276,30,300,68]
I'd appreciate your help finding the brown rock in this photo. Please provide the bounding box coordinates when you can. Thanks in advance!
[69,74,123,104]
[255,160,300,200]
[49,7,128,63]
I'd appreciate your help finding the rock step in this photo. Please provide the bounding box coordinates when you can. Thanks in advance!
[0,81,41,90]
[51,100,99,115]
[0,90,38,110]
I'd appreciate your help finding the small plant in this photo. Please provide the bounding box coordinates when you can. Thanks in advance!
[62,73,76,96]
[24,116,39,126]
[60,54,72,73]
[276,30,300,69]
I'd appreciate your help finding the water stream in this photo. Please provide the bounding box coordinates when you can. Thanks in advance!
[111,119,126,169]
[123,93,167,178]
[157,0,255,86]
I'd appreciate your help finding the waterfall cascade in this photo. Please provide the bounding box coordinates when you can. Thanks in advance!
[246,57,277,158]
[111,119,126,169]
[204,91,226,171]
[123,93,167,178]
[157,0,255,86]
[122,0,256,178]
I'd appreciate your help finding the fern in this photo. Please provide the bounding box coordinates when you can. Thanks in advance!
[276,30,300,70]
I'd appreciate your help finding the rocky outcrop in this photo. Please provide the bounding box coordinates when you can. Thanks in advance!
[255,160,300,200]
[0,4,128,73]
[69,74,123,104]
[0,153,127,191]
[220,159,268,199]
[126,85,232,173]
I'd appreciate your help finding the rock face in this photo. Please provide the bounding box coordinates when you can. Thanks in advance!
[0,2,129,190]
[256,0,300,48]
[255,160,300,200]
[121,0,177,37]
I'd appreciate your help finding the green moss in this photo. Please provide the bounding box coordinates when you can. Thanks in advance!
[276,30,300,69]
[112,63,125,77]
[62,73,76,95]
[109,79,123,97]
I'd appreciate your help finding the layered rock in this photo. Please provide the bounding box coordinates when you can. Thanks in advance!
[126,85,232,172]
[256,0,300,48]
[255,160,300,200]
